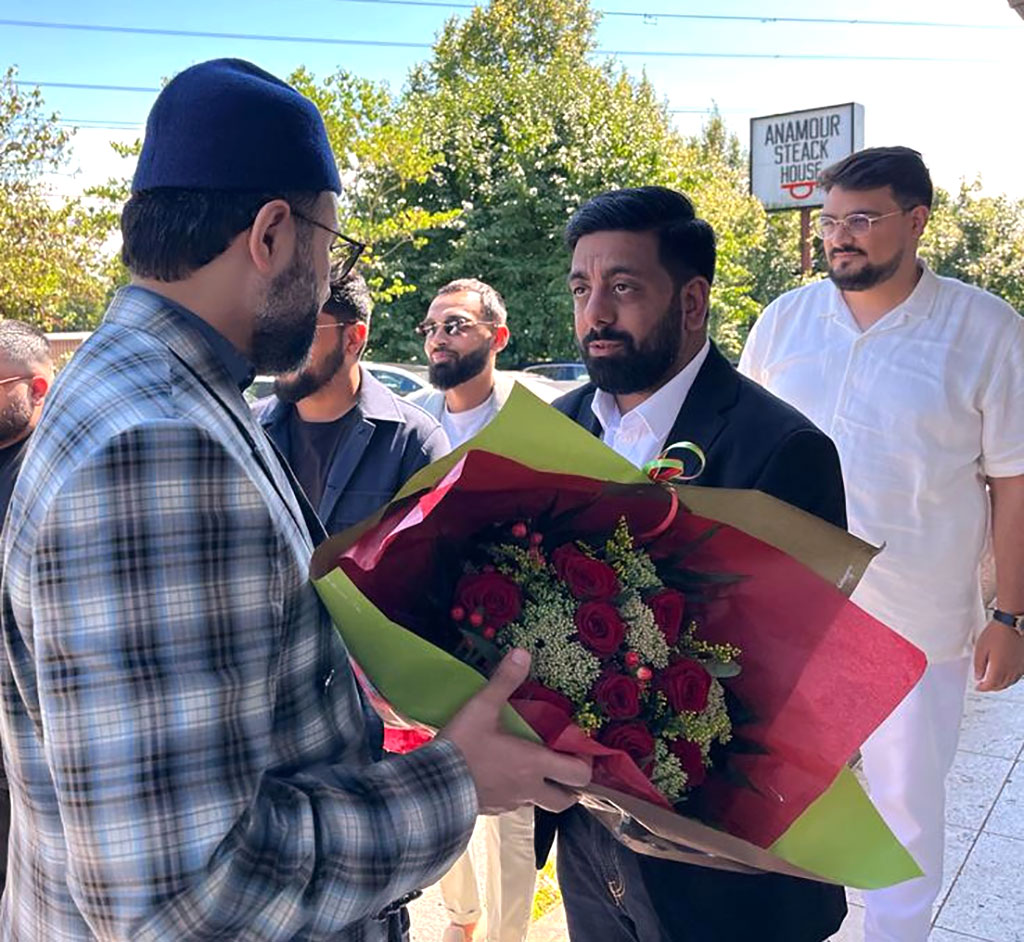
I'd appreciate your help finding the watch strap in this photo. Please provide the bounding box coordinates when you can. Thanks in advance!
[991,608,1024,636]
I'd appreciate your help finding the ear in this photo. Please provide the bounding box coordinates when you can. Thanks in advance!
[245,199,295,276]
[345,321,369,357]
[29,374,49,404]
[909,205,930,239]
[491,324,510,354]
[681,277,711,333]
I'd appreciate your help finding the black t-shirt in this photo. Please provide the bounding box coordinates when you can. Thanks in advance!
[286,408,360,510]
[0,435,30,523]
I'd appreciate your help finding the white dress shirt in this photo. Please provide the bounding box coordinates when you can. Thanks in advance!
[592,339,711,469]
[739,263,1024,662]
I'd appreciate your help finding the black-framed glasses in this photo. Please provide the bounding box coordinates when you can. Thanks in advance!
[291,210,367,280]
[414,316,494,339]
[813,210,906,240]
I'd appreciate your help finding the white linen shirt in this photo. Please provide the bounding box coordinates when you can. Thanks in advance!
[592,339,710,468]
[739,264,1024,662]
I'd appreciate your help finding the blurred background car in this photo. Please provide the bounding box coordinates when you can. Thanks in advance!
[521,361,588,392]
[244,361,431,404]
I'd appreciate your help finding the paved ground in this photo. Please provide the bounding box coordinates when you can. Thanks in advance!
[409,682,1024,941]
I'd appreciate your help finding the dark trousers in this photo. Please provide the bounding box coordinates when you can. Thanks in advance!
[555,807,847,942]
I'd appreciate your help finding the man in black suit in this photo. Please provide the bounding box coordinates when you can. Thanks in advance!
[544,186,848,942]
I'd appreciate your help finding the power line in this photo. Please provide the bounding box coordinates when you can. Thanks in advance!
[0,20,993,62]
[330,0,1018,29]
[18,80,160,93]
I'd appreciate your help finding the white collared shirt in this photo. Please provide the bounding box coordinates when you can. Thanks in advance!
[739,263,1024,661]
[592,339,711,469]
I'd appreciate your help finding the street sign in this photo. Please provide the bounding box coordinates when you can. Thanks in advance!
[750,103,865,211]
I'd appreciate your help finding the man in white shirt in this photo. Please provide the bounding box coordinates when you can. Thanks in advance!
[409,278,553,942]
[548,186,848,942]
[410,278,556,450]
[739,146,1024,942]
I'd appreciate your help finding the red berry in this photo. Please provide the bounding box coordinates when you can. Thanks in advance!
[450,606,466,622]
[483,626,497,640]
[529,531,544,546]
[511,522,529,539]
[624,651,640,668]
[637,666,653,682]
[469,612,484,628]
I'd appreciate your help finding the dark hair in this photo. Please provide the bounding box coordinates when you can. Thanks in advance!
[324,269,372,326]
[435,278,508,325]
[0,320,52,366]
[120,188,319,281]
[565,186,716,286]
[819,147,933,210]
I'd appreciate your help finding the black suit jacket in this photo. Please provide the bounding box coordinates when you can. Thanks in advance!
[539,343,848,938]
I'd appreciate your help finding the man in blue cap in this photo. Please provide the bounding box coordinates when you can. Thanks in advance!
[0,59,589,940]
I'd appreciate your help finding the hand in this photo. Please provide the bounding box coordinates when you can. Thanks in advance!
[974,620,1024,692]
[438,649,592,814]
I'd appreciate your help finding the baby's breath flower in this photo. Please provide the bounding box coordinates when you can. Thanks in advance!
[651,740,688,801]
[618,592,670,668]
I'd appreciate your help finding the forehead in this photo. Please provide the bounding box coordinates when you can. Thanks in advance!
[823,185,900,215]
[569,230,669,281]
[426,291,484,320]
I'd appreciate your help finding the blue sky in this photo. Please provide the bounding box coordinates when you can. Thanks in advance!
[3,0,1022,197]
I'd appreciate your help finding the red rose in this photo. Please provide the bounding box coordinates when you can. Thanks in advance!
[655,658,712,713]
[592,671,641,720]
[670,738,707,787]
[552,544,620,601]
[513,680,575,721]
[455,571,522,628]
[575,601,627,658]
[648,588,686,647]
[598,722,656,775]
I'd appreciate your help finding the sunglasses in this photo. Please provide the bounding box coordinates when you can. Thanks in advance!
[414,317,494,339]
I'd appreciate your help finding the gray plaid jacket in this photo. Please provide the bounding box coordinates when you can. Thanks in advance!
[0,287,475,940]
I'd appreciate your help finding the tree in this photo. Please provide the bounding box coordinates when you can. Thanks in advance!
[288,68,461,360]
[0,67,120,329]
[921,180,1024,313]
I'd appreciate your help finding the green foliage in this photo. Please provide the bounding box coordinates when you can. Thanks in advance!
[0,67,124,328]
[288,67,462,361]
[921,179,1024,313]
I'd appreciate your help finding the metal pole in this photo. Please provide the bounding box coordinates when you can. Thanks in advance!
[800,207,812,275]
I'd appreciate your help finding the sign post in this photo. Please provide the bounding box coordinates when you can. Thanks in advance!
[750,103,865,275]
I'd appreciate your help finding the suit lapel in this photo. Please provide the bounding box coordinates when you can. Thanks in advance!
[664,344,739,460]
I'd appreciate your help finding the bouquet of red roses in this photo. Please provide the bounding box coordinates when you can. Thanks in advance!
[449,517,741,808]
[313,387,926,887]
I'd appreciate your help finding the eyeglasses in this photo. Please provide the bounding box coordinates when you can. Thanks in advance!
[291,210,367,280]
[414,317,494,340]
[0,375,32,387]
[813,210,906,240]
[314,320,361,330]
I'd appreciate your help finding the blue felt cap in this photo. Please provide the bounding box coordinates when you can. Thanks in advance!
[132,58,341,194]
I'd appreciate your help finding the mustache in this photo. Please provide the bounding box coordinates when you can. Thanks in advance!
[581,327,635,346]
[829,245,865,256]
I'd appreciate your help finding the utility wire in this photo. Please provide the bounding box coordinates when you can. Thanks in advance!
[330,0,1017,29]
[1,20,993,62]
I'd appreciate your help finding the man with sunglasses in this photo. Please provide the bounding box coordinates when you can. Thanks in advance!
[254,269,448,535]
[740,146,1024,941]
[410,279,556,451]
[0,60,590,941]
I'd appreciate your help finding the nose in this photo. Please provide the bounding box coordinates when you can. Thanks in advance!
[578,286,615,332]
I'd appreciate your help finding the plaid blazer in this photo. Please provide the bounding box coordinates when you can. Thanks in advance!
[0,287,475,941]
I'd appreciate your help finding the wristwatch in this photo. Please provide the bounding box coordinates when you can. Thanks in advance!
[990,608,1024,637]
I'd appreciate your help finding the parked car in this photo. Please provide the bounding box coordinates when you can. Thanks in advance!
[520,361,588,393]
[244,361,430,404]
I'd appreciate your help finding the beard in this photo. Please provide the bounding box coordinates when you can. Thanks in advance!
[428,341,491,390]
[273,333,347,404]
[578,302,682,395]
[827,245,904,291]
[0,395,32,445]
[250,235,323,375]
